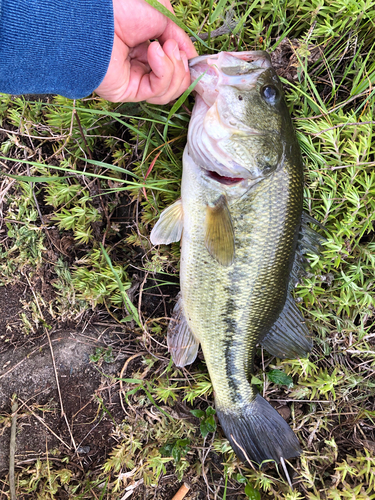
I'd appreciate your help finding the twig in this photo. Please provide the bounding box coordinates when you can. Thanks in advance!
[46,330,64,418]
[293,89,372,121]
[142,134,184,166]
[90,488,100,500]
[17,398,71,449]
[307,417,322,448]
[268,398,331,403]
[0,342,52,380]
[27,163,57,253]
[103,298,123,324]
[199,433,217,498]
[9,395,18,500]
[0,177,16,229]
[46,326,78,452]
[171,482,190,500]
[0,126,66,141]
[22,274,65,416]
[45,103,75,162]
[22,273,77,452]
[190,11,240,41]
[31,183,45,225]
[0,337,75,380]
[15,456,84,471]
[230,434,256,471]
[330,160,375,171]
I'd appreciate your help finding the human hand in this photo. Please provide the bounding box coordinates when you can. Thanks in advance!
[95,0,198,104]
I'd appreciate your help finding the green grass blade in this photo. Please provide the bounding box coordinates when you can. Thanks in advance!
[0,172,68,183]
[0,156,175,192]
[209,0,229,24]
[77,158,139,178]
[118,378,144,384]
[163,73,205,140]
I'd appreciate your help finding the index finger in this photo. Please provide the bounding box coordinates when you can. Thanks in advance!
[159,19,198,59]
[155,0,198,59]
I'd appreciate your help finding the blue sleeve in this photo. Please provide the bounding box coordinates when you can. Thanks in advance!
[0,0,114,99]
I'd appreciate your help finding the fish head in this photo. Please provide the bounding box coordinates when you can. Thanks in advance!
[188,52,298,196]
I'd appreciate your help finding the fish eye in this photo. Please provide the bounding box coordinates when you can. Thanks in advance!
[261,85,278,104]
[238,95,243,101]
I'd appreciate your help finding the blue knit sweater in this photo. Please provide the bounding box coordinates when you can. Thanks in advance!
[0,0,114,98]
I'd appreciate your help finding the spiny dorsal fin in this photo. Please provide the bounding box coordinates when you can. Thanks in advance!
[204,194,235,266]
[260,293,312,359]
[167,294,199,367]
[298,214,326,255]
[289,213,327,288]
[150,198,183,245]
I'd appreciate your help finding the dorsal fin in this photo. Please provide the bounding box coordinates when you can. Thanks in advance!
[263,214,326,359]
[150,198,183,245]
[260,293,312,359]
[204,195,235,267]
[290,213,327,288]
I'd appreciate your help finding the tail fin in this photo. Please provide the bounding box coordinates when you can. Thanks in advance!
[216,393,300,465]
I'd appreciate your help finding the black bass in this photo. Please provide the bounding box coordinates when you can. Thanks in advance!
[151,51,314,465]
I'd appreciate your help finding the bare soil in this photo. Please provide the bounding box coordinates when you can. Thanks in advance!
[0,282,130,487]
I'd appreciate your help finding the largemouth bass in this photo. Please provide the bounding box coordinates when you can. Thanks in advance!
[151,51,314,465]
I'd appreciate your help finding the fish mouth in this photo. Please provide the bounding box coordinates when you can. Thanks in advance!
[189,51,272,100]
[206,170,245,185]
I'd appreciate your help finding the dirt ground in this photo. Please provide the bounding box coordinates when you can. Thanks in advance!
[0,282,125,470]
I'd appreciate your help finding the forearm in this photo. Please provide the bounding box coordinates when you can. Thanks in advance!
[0,0,114,99]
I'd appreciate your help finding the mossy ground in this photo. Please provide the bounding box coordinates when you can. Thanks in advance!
[1,0,375,498]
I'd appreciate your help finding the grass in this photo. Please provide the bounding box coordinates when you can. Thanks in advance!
[1,0,375,498]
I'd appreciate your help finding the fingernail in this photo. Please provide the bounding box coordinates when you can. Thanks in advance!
[181,52,188,72]
[156,43,165,57]
[173,44,181,61]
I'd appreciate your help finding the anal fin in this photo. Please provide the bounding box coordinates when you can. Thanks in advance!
[261,293,312,359]
[150,198,183,245]
[167,294,199,367]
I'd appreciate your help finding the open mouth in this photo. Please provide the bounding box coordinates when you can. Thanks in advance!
[207,170,245,185]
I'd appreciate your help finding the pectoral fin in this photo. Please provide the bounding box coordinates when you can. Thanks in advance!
[150,198,183,245]
[167,294,199,367]
[204,195,235,266]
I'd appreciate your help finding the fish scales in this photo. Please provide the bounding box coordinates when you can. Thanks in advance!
[181,156,303,410]
[151,51,313,465]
